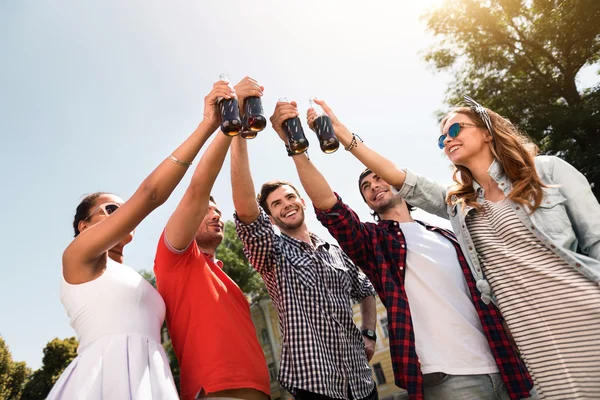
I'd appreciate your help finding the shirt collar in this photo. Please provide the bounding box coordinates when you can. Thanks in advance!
[472,159,509,199]
[203,252,224,269]
[282,232,330,251]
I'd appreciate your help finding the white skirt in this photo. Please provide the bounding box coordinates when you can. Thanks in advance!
[47,333,179,400]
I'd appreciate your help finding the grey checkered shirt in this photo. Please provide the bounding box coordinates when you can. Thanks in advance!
[235,208,376,399]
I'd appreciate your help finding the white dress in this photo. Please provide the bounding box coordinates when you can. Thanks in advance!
[47,258,179,400]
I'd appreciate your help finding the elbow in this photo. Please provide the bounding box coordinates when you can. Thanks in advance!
[139,181,169,209]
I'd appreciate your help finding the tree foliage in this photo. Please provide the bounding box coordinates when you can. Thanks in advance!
[424,0,600,198]
[216,220,268,300]
[0,336,31,400]
[21,337,78,400]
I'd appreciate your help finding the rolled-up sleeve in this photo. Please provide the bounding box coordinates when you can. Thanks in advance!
[396,168,450,219]
[234,207,279,274]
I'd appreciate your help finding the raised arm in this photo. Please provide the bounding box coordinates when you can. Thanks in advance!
[269,100,337,210]
[313,98,407,189]
[230,78,264,224]
[63,81,233,280]
[165,78,263,250]
[313,99,450,218]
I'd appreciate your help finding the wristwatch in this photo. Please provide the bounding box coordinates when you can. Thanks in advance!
[361,329,377,341]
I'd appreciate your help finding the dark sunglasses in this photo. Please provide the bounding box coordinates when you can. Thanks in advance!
[437,122,478,149]
[84,202,121,221]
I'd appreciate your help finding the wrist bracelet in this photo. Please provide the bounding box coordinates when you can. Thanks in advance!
[168,154,193,167]
[345,133,363,151]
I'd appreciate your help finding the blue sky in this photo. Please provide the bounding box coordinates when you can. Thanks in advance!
[0,0,597,370]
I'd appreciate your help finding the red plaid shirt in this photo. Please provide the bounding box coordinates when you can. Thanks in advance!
[315,194,533,400]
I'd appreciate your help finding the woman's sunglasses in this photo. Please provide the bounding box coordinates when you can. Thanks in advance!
[84,202,121,221]
[437,122,478,149]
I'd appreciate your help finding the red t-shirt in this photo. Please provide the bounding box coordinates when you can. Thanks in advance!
[154,231,271,400]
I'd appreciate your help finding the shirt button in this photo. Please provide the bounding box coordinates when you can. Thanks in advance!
[469,246,473,251]
[500,183,505,186]
[397,232,401,236]
[400,267,404,270]
[476,268,481,272]
[576,263,581,267]
[401,244,405,249]
[531,226,535,230]
[551,244,556,249]
[394,222,398,226]
[516,206,520,210]
[546,201,551,204]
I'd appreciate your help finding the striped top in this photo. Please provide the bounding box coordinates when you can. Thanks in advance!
[466,199,600,400]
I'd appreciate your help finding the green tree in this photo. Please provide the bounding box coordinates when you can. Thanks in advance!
[424,0,600,198]
[216,220,267,300]
[0,336,31,400]
[21,337,78,400]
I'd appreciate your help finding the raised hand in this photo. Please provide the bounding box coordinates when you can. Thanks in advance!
[233,76,264,115]
[269,100,300,143]
[203,80,236,130]
[310,99,347,132]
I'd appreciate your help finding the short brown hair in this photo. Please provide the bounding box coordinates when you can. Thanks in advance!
[257,180,302,215]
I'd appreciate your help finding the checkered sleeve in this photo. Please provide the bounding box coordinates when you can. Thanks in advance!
[315,193,381,286]
[338,249,376,302]
[234,207,279,275]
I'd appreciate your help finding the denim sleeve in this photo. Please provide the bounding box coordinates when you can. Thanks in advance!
[550,156,600,260]
[396,168,450,219]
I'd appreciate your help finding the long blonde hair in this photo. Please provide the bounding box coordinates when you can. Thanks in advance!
[443,107,546,212]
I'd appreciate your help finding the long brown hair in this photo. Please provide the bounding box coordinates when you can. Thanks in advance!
[443,107,546,212]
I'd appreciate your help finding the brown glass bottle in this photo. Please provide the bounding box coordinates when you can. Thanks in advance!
[240,97,266,139]
[280,97,309,154]
[218,73,242,137]
[309,99,339,153]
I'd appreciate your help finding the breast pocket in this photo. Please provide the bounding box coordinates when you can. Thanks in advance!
[287,254,317,289]
[533,187,573,235]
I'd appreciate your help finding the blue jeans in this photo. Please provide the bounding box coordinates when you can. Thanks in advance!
[423,373,510,400]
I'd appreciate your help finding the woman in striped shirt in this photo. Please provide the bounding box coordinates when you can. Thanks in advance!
[314,97,600,399]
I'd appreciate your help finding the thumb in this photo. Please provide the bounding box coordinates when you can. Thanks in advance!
[314,99,337,122]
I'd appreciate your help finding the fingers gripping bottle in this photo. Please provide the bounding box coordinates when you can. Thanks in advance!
[218,73,242,136]
[309,98,339,153]
[280,97,309,154]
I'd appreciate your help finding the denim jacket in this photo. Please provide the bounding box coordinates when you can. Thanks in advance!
[397,155,600,305]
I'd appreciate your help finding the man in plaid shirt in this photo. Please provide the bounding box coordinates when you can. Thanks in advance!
[229,103,379,398]
[265,100,534,400]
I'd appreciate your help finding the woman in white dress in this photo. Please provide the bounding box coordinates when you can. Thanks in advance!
[47,79,236,400]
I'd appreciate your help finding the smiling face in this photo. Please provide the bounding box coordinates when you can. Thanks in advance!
[359,172,404,215]
[440,112,491,167]
[265,185,307,231]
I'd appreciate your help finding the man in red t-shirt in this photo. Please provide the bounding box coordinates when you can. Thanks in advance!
[154,77,270,400]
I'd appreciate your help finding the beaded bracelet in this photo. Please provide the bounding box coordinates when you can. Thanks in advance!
[345,133,363,151]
